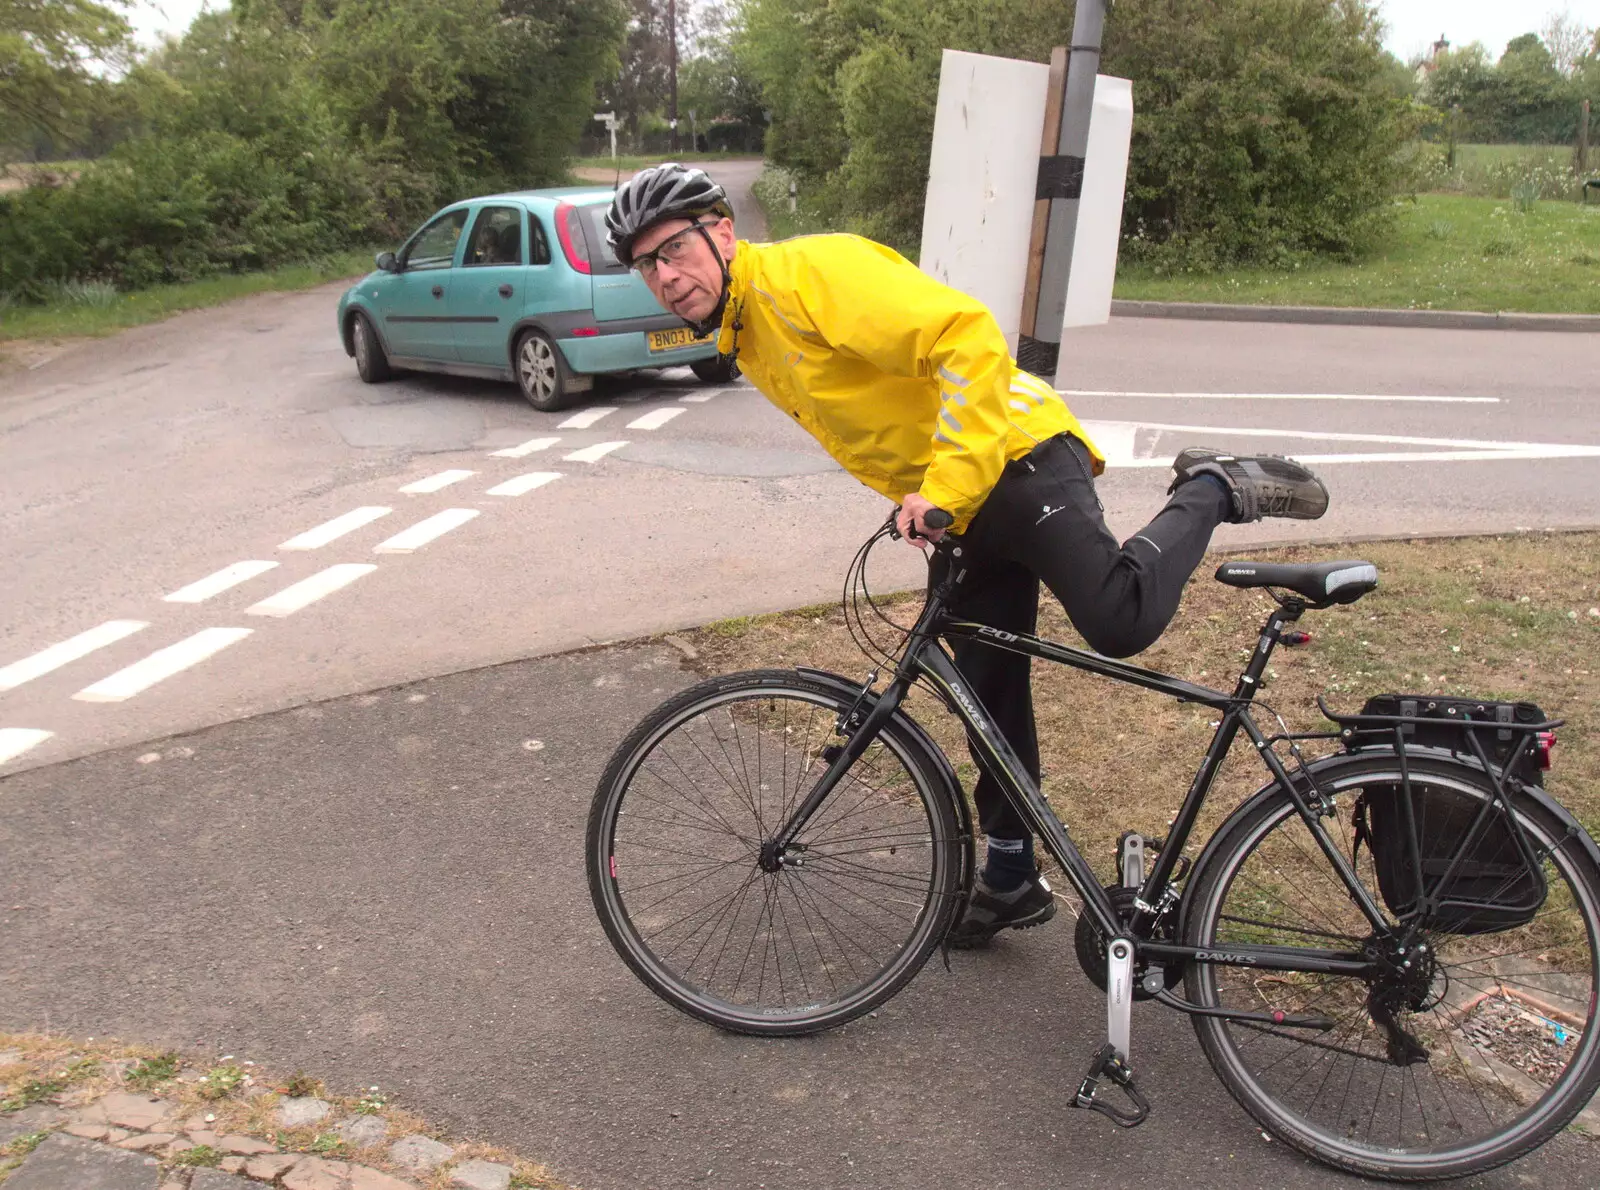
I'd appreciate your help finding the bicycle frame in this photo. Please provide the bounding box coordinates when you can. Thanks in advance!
[773,548,1392,985]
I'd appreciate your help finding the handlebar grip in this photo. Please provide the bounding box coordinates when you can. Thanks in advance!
[923,508,953,531]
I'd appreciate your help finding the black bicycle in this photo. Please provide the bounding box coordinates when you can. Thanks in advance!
[587,515,1600,1181]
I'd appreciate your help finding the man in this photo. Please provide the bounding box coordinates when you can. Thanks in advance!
[606,164,1329,947]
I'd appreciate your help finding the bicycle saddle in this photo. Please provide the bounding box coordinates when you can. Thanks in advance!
[1214,560,1378,605]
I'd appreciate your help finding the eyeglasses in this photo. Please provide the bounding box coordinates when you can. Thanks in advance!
[631,221,715,279]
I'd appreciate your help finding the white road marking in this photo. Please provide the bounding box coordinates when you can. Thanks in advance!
[400,469,475,494]
[564,441,628,463]
[558,407,618,429]
[0,620,149,692]
[487,472,562,497]
[280,507,391,550]
[491,436,561,458]
[73,627,253,703]
[1063,390,1500,404]
[246,564,378,617]
[374,508,480,553]
[164,560,280,604]
[627,407,686,430]
[0,728,54,765]
[678,394,716,403]
[1077,419,1600,469]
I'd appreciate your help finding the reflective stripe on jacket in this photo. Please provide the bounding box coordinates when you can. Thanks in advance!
[715,233,1102,533]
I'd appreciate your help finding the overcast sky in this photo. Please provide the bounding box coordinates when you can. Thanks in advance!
[126,0,1600,62]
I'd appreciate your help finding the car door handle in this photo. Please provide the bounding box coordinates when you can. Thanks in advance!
[498,284,513,298]
[431,285,443,299]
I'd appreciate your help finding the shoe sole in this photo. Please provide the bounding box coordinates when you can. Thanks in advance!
[944,898,1058,950]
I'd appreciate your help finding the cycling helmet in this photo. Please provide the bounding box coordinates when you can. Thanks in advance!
[605,163,733,265]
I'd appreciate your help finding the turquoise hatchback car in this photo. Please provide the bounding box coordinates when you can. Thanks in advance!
[335,187,736,410]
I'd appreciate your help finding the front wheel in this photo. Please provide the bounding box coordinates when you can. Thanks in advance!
[690,353,740,384]
[351,311,392,383]
[586,669,964,1036]
[1183,753,1600,1180]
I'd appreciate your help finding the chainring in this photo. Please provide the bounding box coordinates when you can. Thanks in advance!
[1073,884,1184,1000]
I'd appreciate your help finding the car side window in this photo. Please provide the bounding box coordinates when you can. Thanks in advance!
[581,205,628,276]
[402,209,469,270]
[463,206,524,267]
[529,217,552,265]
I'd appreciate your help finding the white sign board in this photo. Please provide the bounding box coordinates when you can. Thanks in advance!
[918,50,1049,353]
[1059,74,1134,341]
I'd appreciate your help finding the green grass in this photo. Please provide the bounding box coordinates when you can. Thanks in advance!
[1114,194,1600,313]
[0,250,381,346]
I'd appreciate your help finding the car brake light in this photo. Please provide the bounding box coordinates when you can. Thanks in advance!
[555,202,592,275]
[1536,730,1556,770]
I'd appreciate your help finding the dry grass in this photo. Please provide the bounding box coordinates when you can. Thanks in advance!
[678,532,1600,890]
[0,1032,574,1188]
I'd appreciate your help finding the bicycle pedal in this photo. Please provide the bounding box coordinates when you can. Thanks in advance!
[1072,1043,1150,1128]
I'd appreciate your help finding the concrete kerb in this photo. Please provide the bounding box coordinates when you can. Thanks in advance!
[1111,299,1600,333]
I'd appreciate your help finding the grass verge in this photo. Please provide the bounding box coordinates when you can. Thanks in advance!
[0,250,380,349]
[1114,194,1600,313]
[671,531,1600,886]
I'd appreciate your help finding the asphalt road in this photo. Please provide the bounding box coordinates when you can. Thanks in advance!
[4,155,1600,1187]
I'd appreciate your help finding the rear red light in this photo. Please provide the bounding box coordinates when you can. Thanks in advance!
[1536,730,1556,770]
[571,327,598,337]
[554,202,592,275]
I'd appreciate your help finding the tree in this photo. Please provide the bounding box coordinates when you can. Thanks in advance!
[0,0,132,158]
[1541,10,1594,76]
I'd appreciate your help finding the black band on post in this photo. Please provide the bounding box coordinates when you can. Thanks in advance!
[1036,155,1086,201]
[1016,334,1060,380]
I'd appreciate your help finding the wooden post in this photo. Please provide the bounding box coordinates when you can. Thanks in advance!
[1018,47,1069,346]
[1447,104,1459,171]
[1580,99,1591,179]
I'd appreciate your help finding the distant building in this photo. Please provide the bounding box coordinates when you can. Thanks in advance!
[1415,34,1450,84]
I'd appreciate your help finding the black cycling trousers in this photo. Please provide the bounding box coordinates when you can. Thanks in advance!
[948,433,1230,842]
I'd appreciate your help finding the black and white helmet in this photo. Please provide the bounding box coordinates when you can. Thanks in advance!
[605,163,733,265]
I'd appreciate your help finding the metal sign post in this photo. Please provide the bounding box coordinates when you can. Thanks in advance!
[1017,0,1108,380]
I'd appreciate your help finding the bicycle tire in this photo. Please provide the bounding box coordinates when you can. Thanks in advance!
[1182,752,1600,1180]
[586,668,965,1036]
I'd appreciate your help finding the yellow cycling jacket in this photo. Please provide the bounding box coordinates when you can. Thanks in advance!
[715,233,1102,533]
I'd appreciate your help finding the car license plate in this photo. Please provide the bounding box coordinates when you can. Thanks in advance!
[648,327,714,352]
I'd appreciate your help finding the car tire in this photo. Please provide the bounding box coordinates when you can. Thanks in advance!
[690,354,740,385]
[351,311,393,383]
[516,329,580,412]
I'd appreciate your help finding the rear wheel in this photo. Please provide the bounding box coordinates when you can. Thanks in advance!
[516,329,578,411]
[587,669,964,1036]
[690,353,740,384]
[1184,754,1600,1180]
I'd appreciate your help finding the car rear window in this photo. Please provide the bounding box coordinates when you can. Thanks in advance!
[580,204,628,275]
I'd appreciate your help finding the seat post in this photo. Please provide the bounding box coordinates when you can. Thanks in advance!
[1232,599,1304,700]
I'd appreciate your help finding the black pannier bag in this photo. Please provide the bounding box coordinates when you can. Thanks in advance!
[1348,695,1549,935]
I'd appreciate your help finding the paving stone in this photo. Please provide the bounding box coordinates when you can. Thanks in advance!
[0,1104,66,1144]
[115,1132,176,1151]
[219,1155,246,1173]
[186,1128,220,1146]
[217,1133,277,1155]
[4,1132,162,1190]
[191,1170,261,1190]
[66,1122,112,1140]
[244,1153,301,1180]
[347,1167,418,1190]
[386,1135,454,1173]
[100,1093,178,1131]
[283,1156,350,1190]
[276,1097,333,1128]
[335,1115,388,1148]
[106,1128,133,1143]
[0,1048,24,1064]
[166,1138,196,1155]
[159,1182,186,1190]
[449,1159,512,1190]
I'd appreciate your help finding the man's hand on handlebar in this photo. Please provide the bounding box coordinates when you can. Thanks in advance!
[895,494,952,548]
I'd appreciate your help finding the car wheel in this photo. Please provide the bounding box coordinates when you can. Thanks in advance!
[516,329,579,412]
[351,311,393,383]
[690,354,740,385]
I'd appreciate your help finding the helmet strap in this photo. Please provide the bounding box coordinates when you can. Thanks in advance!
[683,222,734,339]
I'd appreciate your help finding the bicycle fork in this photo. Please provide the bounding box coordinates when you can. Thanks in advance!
[1072,834,1151,1127]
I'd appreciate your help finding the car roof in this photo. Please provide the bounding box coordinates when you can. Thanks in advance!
[470,187,615,208]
